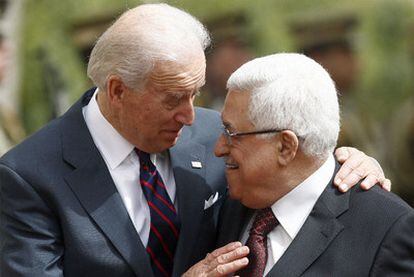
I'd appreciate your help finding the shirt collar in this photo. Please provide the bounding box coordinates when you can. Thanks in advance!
[83,88,135,169]
[271,154,335,240]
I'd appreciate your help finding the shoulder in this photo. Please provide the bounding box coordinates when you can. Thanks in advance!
[0,117,63,171]
[348,185,412,218]
[354,187,414,274]
[0,91,89,172]
[0,118,72,203]
[320,183,413,239]
[336,185,414,239]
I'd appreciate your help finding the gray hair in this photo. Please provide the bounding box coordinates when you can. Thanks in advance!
[87,3,210,91]
[227,53,340,157]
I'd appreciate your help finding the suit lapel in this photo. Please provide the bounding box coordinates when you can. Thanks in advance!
[61,91,153,277]
[267,163,349,277]
[169,127,213,276]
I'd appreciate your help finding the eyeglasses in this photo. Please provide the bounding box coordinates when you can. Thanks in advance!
[222,126,284,146]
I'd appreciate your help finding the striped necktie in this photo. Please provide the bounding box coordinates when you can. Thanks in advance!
[239,207,279,277]
[136,149,180,277]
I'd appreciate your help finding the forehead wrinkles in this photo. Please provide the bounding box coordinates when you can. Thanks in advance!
[149,61,206,90]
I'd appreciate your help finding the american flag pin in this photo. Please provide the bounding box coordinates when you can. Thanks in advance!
[191,161,202,169]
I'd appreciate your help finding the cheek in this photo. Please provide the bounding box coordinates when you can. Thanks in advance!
[240,153,275,188]
[127,105,162,128]
[238,168,260,197]
[238,154,265,182]
[227,169,259,206]
[226,167,256,201]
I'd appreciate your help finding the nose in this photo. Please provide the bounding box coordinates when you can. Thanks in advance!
[174,99,195,126]
[214,134,229,157]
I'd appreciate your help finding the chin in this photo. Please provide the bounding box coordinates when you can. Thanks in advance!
[143,140,173,153]
[162,133,181,146]
[235,190,264,209]
[228,186,242,201]
[243,201,267,210]
[166,137,179,148]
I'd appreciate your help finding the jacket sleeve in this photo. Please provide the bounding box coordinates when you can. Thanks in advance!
[0,164,64,277]
[370,210,414,276]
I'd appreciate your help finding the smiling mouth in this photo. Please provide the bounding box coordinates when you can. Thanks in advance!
[225,162,239,170]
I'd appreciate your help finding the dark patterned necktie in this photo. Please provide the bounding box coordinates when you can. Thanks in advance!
[239,207,279,277]
[136,149,180,277]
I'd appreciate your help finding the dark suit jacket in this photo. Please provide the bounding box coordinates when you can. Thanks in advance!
[0,89,227,277]
[217,162,414,276]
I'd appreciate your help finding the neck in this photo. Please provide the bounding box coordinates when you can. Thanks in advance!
[292,151,326,183]
[275,151,327,200]
[96,90,117,127]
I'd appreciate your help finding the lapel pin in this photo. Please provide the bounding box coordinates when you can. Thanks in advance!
[191,161,202,169]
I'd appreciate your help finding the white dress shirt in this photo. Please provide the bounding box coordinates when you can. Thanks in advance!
[82,89,177,247]
[241,155,335,275]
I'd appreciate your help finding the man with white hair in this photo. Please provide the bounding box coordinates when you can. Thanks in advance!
[0,4,389,277]
[185,53,414,276]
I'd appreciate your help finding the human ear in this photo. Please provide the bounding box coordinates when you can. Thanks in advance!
[106,75,128,106]
[277,130,299,166]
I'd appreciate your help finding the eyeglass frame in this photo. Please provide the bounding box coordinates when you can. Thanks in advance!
[222,126,285,146]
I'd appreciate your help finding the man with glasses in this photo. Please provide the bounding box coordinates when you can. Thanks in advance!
[0,4,390,277]
[185,53,414,277]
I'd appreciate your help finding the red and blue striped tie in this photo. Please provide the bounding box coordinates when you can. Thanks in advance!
[136,149,180,277]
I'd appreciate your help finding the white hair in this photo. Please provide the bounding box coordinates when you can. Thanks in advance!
[87,3,210,91]
[227,53,340,157]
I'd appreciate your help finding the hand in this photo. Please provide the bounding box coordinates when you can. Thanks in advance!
[183,242,249,277]
[334,147,391,192]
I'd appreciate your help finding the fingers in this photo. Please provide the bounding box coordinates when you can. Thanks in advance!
[183,242,249,277]
[335,166,364,192]
[356,157,389,191]
[361,175,391,191]
[360,174,381,190]
[216,245,248,265]
[213,257,248,277]
[334,149,366,192]
[334,147,349,162]
[342,157,384,191]
[206,242,249,276]
[334,147,390,192]
[205,241,243,262]
[380,178,392,191]
[334,147,358,163]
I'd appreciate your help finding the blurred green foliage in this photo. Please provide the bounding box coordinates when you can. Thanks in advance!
[16,0,414,205]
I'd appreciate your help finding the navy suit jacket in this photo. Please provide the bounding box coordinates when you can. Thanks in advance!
[0,89,227,277]
[217,162,414,276]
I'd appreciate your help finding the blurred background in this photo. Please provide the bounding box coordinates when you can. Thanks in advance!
[0,0,413,206]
